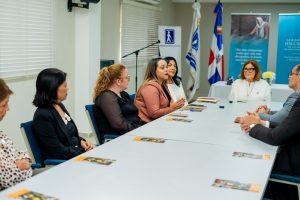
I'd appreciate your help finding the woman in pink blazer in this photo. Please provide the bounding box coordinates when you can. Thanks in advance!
[135,58,185,122]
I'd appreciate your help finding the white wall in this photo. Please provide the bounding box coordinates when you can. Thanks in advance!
[74,2,101,134]
[174,2,300,97]
[1,0,76,150]
[160,0,176,26]
[101,0,120,63]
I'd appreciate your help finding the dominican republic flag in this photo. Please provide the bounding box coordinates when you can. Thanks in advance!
[185,2,201,101]
[208,1,224,85]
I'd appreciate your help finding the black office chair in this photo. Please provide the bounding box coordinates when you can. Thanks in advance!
[269,173,300,199]
[20,121,65,168]
[129,93,135,103]
[85,104,120,144]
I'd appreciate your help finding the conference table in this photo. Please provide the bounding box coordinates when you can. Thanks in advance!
[0,99,282,200]
[209,81,294,102]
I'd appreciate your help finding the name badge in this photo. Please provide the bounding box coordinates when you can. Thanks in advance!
[0,139,6,149]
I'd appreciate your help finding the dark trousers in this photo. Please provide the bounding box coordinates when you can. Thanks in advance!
[264,181,298,200]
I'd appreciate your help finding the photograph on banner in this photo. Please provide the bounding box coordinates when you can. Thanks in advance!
[229,14,271,79]
[276,14,300,84]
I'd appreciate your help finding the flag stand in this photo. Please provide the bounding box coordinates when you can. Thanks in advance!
[122,40,160,93]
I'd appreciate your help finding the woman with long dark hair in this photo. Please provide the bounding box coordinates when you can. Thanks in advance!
[165,56,187,105]
[135,58,185,122]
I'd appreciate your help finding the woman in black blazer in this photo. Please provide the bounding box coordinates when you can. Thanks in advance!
[32,68,94,160]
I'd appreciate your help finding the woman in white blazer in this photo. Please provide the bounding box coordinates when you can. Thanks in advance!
[229,60,271,102]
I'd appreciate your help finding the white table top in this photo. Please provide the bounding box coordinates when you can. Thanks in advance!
[209,81,294,102]
[0,135,276,200]
[0,99,280,200]
[128,99,281,149]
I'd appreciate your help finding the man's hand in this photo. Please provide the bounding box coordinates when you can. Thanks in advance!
[255,105,271,114]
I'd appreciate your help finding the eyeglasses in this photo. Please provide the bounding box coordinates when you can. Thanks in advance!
[120,75,130,81]
[288,72,299,77]
[244,67,255,73]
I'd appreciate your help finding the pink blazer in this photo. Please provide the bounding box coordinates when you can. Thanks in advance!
[135,81,172,122]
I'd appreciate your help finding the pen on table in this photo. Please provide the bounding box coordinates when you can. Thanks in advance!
[190,109,202,112]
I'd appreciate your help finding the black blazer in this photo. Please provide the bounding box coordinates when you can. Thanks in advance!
[250,97,300,176]
[32,103,85,160]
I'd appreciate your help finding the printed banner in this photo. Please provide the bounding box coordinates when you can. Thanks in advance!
[158,26,182,76]
[276,14,300,84]
[229,14,271,79]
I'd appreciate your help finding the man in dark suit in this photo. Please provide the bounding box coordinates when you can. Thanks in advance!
[242,97,300,176]
[241,97,300,200]
[241,64,300,176]
[240,64,300,200]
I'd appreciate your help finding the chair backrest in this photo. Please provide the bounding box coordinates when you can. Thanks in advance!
[85,104,101,144]
[20,121,44,165]
[129,93,135,104]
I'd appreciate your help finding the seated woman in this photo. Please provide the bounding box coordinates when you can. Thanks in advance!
[32,68,94,160]
[93,64,144,140]
[135,58,185,122]
[0,79,32,190]
[165,56,187,106]
[229,60,271,102]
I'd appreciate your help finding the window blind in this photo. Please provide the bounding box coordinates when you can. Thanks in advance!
[121,0,160,68]
[0,0,55,78]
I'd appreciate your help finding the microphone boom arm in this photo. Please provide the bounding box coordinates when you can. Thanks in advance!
[122,40,160,92]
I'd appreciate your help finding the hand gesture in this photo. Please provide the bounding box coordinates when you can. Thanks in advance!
[80,140,95,151]
[15,159,31,170]
[255,105,270,114]
[170,98,185,111]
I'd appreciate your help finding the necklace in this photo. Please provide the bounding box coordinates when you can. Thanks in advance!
[247,82,255,97]
[63,113,71,125]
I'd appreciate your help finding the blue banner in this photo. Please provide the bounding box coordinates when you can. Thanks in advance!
[276,14,300,84]
[229,14,270,79]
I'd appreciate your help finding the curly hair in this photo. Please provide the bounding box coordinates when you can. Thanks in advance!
[93,64,125,102]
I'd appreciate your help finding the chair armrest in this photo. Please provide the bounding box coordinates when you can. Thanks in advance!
[271,173,300,184]
[44,159,66,165]
[31,163,43,169]
[103,134,119,139]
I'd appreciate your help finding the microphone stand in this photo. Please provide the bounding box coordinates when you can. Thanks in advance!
[122,40,160,92]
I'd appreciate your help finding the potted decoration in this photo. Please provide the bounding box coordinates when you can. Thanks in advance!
[262,71,276,85]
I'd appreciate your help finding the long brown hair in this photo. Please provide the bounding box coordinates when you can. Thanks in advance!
[93,64,125,102]
[0,79,13,102]
[137,58,166,92]
[240,60,262,81]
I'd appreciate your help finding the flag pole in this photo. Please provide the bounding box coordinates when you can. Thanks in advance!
[185,0,201,101]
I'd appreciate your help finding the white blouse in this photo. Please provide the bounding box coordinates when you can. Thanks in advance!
[167,82,188,106]
[229,79,271,102]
